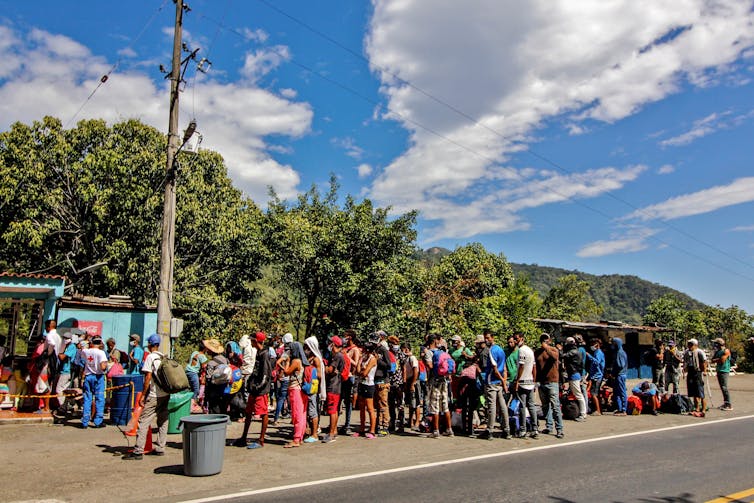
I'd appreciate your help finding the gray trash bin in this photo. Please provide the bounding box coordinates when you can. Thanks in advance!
[179,414,230,476]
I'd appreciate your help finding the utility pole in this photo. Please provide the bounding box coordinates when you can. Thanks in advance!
[157,0,184,353]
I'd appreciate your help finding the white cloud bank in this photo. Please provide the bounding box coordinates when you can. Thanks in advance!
[577,227,660,258]
[0,24,312,201]
[365,0,754,240]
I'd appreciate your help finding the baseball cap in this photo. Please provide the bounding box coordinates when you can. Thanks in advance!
[450,335,462,342]
[474,334,485,344]
[282,333,294,344]
[667,340,675,347]
[329,335,343,347]
[688,338,698,346]
[713,337,725,346]
[566,337,576,345]
[368,332,381,344]
[147,333,161,346]
[129,333,141,343]
[255,332,267,344]
[61,332,73,340]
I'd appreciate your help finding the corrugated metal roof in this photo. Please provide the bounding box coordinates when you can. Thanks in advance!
[0,271,66,281]
[532,318,673,332]
[61,295,155,310]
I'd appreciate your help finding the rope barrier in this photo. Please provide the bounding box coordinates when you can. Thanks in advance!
[1,383,132,400]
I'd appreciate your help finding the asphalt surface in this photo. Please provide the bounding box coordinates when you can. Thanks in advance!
[192,416,754,503]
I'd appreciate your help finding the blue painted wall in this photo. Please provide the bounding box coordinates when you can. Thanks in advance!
[57,307,157,352]
[0,275,65,321]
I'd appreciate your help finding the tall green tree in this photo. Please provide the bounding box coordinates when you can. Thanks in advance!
[542,274,602,321]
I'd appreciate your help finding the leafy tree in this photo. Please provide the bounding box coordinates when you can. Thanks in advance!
[263,176,417,339]
[542,274,602,321]
[643,294,686,331]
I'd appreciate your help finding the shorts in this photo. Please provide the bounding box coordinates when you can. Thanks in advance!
[245,394,269,417]
[590,378,603,396]
[307,394,319,419]
[358,383,375,399]
[326,392,340,415]
[406,382,423,409]
[427,378,449,415]
[687,373,705,398]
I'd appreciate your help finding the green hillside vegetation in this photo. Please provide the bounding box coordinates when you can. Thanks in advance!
[511,263,706,324]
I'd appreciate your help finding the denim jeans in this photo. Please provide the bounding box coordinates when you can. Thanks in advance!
[717,371,731,406]
[82,374,105,427]
[538,382,564,432]
[274,379,289,422]
[485,382,509,433]
[516,386,538,433]
[340,376,354,429]
[186,371,200,399]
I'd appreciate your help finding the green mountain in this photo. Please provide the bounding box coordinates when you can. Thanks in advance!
[416,248,706,324]
[511,263,706,324]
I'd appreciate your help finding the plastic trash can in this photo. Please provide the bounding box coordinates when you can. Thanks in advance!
[167,390,194,434]
[179,414,230,476]
[110,374,144,425]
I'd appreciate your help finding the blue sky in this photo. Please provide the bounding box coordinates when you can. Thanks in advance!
[1,1,753,314]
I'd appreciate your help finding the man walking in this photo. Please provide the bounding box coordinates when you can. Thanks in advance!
[80,337,108,428]
[480,331,509,440]
[711,338,732,411]
[123,334,168,459]
[512,332,538,439]
[535,334,564,438]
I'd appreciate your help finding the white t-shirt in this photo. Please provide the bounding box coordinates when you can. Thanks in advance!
[404,354,419,381]
[80,347,107,376]
[517,345,536,390]
[46,329,62,356]
[142,351,169,398]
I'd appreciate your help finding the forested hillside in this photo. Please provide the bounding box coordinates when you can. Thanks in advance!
[511,263,706,324]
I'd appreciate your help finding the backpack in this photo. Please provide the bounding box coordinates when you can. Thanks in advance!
[627,395,643,415]
[153,355,190,394]
[228,366,244,394]
[432,350,455,377]
[418,361,427,382]
[210,363,232,385]
[388,351,397,374]
[340,354,351,382]
[302,365,319,396]
[118,350,130,366]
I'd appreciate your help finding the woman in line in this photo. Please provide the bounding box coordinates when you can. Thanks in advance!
[354,342,377,439]
[282,333,308,448]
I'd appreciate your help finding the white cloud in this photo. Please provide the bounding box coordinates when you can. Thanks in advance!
[577,227,659,257]
[331,137,364,159]
[240,46,291,83]
[730,225,754,232]
[0,25,312,202]
[660,109,754,147]
[356,163,373,178]
[279,88,297,99]
[240,27,268,43]
[117,47,137,58]
[624,177,754,221]
[657,164,675,174]
[365,0,754,240]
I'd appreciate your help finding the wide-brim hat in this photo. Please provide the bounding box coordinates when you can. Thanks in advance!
[202,339,224,354]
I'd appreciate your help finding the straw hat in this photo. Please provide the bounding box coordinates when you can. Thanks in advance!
[202,339,224,354]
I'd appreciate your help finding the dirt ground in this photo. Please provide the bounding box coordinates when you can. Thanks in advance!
[3,374,753,503]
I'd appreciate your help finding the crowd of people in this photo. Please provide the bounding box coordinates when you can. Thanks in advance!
[1,320,736,460]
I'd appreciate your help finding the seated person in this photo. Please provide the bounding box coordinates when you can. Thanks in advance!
[632,380,660,415]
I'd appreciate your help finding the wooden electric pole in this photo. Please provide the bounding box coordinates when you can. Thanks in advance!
[157,0,184,353]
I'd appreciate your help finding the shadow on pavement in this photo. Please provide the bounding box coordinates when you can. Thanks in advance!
[154,464,184,475]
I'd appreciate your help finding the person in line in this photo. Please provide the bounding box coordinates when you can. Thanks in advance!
[402,344,422,431]
[683,338,708,417]
[203,339,231,414]
[663,340,682,394]
[127,334,144,375]
[339,331,361,435]
[283,333,307,448]
[611,338,628,416]
[512,332,538,439]
[79,337,108,429]
[647,339,665,393]
[123,334,168,459]
[480,330,509,439]
[456,353,481,437]
[424,334,454,438]
[54,332,79,416]
[185,341,209,403]
[505,335,519,405]
[303,336,326,443]
[585,338,605,415]
[354,341,378,439]
[234,332,272,449]
[387,335,406,433]
[535,333,564,439]
[322,335,345,443]
[105,338,121,365]
[563,337,587,421]
[711,337,732,411]
[372,331,392,437]
[272,336,290,426]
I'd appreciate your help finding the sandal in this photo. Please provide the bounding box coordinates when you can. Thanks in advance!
[283,442,300,448]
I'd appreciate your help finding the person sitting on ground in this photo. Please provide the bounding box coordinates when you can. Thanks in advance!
[123,334,169,459]
[631,380,660,415]
[234,332,272,449]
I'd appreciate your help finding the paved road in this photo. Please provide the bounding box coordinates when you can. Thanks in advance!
[188,416,754,503]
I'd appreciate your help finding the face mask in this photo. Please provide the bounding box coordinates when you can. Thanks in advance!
[328,344,333,352]
[590,345,598,351]
[391,345,400,352]
[131,341,137,347]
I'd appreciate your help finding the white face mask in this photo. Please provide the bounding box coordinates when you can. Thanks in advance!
[391,345,400,352]
[131,341,137,347]
[590,345,598,351]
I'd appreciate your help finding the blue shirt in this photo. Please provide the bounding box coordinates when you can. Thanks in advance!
[60,343,78,374]
[586,348,605,380]
[129,345,145,374]
[485,344,506,385]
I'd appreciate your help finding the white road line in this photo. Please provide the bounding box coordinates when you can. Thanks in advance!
[180,414,754,503]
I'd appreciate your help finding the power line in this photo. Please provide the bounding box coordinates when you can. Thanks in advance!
[251,1,754,275]
[64,0,170,128]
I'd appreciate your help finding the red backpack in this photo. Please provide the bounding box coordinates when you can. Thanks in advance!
[341,354,351,381]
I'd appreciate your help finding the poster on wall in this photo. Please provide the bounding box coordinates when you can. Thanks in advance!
[75,320,103,337]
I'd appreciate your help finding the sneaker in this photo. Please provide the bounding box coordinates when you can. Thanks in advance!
[555,430,564,439]
[321,435,336,444]
[232,438,248,447]
[91,423,106,429]
[148,450,165,456]
[514,432,526,439]
[303,436,318,443]
[529,431,539,439]
[428,431,440,438]
[247,442,263,449]
[442,430,454,437]
[122,452,143,461]
[364,432,376,439]
[720,405,733,411]
[541,428,551,435]
[501,430,511,440]
[574,416,585,422]
[377,429,389,437]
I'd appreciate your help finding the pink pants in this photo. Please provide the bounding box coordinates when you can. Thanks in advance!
[288,388,306,442]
